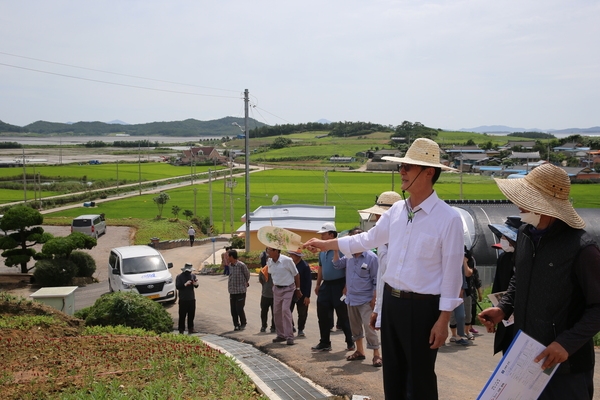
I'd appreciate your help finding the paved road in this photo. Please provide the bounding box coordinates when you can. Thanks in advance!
[4,232,600,400]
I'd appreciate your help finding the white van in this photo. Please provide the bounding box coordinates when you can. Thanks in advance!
[108,245,176,303]
[71,214,106,239]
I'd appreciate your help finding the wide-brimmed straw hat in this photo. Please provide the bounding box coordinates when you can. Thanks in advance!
[495,163,585,229]
[382,138,457,171]
[359,191,402,215]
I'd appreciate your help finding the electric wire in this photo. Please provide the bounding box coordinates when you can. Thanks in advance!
[0,62,241,99]
[0,51,239,93]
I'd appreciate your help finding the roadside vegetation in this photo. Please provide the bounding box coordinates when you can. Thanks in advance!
[0,292,265,400]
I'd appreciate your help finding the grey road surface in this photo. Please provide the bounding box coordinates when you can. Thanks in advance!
[3,227,599,400]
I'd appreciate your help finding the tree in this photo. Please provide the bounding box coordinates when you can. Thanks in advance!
[270,136,293,149]
[153,192,170,219]
[41,232,97,259]
[171,205,181,219]
[0,205,53,273]
[183,209,194,219]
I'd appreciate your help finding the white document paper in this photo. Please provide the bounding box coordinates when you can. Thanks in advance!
[477,330,559,400]
[487,291,514,327]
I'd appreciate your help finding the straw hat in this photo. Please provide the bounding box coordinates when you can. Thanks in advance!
[382,138,457,171]
[494,163,585,229]
[359,191,402,215]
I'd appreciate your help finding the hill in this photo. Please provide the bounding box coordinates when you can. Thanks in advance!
[1,116,266,137]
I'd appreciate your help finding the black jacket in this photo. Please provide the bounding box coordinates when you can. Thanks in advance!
[498,220,600,374]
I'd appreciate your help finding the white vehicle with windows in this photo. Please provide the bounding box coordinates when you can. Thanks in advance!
[71,214,106,239]
[108,245,176,303]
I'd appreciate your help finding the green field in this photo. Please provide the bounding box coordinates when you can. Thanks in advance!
[42,169,600,239]
[0,163,223,182]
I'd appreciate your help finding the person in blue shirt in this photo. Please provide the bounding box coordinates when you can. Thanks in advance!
[311,222,354,353]
[333,228,382,367]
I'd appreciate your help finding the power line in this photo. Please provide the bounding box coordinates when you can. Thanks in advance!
[0,62,241,99]
[0,51,239,93]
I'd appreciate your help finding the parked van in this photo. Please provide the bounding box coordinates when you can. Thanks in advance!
[108,245,176,303]
[71,214,106,239]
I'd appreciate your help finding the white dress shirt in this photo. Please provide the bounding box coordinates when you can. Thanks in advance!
[267,254,298,287]
[338,191,464,312]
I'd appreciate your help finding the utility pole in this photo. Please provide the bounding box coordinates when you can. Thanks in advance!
[22,148,26,203]
[324,170,328,205]
[244,89,251,253]
[116,160,119,191]
[193,187,197,217]
[138,144,142,195]
[459,151,463,200]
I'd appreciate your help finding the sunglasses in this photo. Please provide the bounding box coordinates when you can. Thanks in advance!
[397,163,419,172]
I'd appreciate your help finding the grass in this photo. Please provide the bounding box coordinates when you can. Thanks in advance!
[42,169,600,242]
[0,163,224,182]
[0,293,265,400]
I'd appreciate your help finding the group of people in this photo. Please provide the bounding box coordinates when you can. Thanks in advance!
[176,137,600,400]
[304,138,600,400]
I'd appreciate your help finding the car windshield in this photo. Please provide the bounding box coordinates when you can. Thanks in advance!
[122,255,166,275]
[73,219,92,227]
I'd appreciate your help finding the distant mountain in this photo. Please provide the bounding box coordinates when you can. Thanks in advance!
[460,125,529,133]
[108,120,129,125]
[9,116,266,136]
[0,120,27,133]
[316,119,332,124]
[547,126,600,134]
[460,125,600,134]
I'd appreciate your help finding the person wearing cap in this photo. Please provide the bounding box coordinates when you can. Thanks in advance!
[266,247,301,345]
[311,222,354,353]
[227,249,250,331]
[333,228,382,367]
[258,252,275,333]
[305,138,464,399]
[187,226,196,247]
[288,249,312,337]
[479,163,600,399]
[358,190,402,331]
[487,218,520,355]
[175,263,199,334]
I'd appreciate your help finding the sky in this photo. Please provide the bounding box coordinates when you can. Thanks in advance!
[1,0,599,131]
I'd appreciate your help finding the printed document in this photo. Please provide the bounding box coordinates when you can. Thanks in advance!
[477,330,559,400]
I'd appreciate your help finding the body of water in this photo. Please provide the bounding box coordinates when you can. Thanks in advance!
[0,135,224,146]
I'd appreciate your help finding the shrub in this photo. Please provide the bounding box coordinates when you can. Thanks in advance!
[70,251,97,277]
[33,258,77,286]
[81,291,173,334]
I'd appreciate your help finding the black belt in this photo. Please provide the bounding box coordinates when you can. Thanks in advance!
[275,284,292,288]
[384,283,439,300]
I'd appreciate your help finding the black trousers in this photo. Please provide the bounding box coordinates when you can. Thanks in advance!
[316,279,352,347]
[538,369,594,400]
[189,235,194,246]
[260,295,274,329]
[178,299,196,333]
[381,290,441,400]
[229,293,247,327]
[290,295,309,331]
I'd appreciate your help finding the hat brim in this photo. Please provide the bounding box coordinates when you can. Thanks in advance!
[495,178,585,229]
[382,156,457,172]
[358,204,390,215]
[287,251,303,257]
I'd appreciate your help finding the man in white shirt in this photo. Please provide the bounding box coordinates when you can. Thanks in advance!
[305,138,464,400]
[267,247,301,346]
